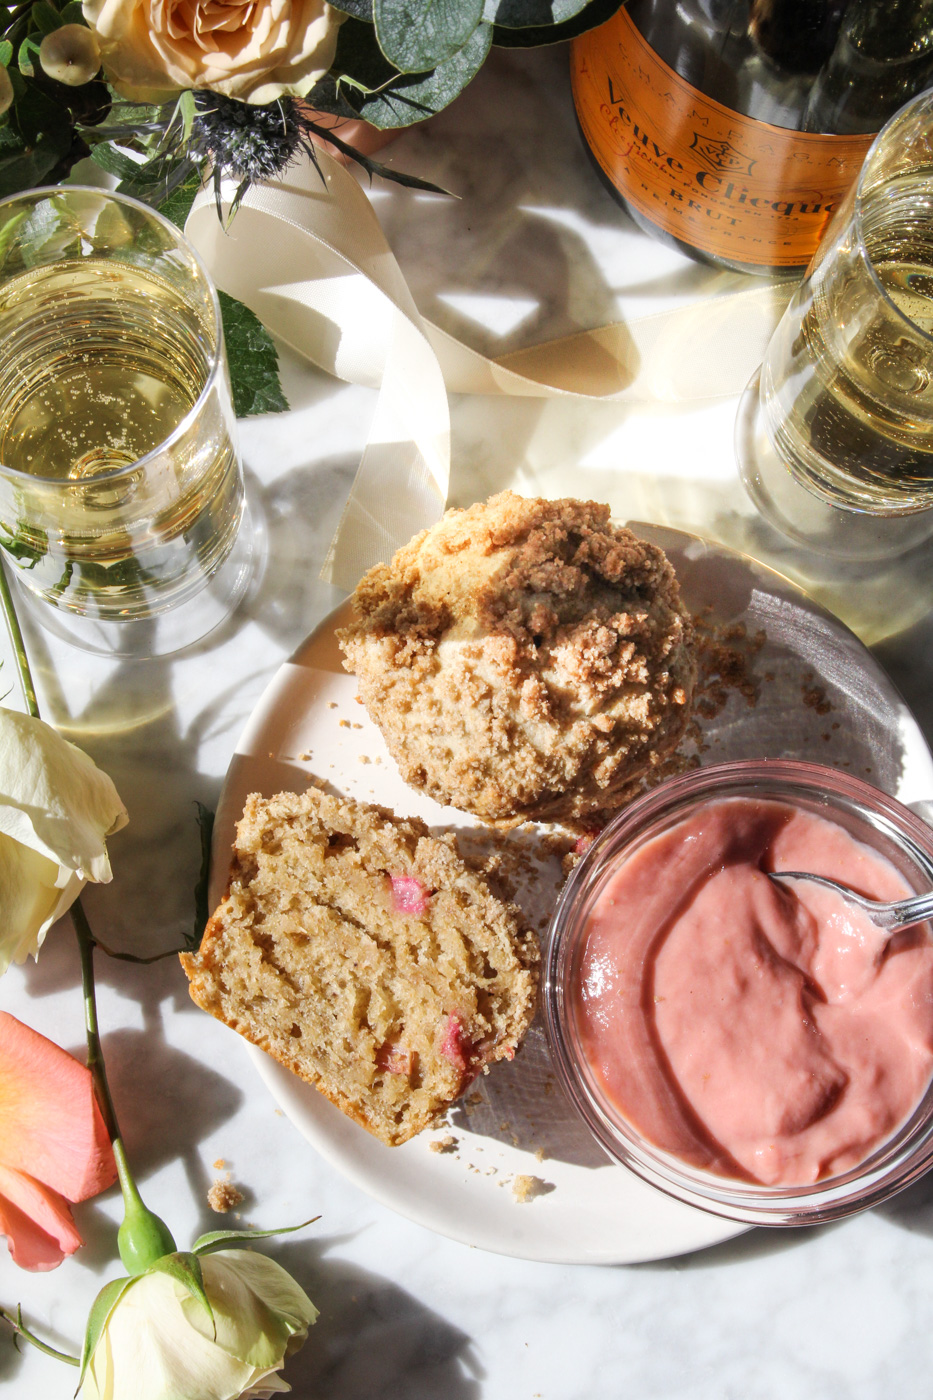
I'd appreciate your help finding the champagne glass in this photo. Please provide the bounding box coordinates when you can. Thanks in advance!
[736,87,933,560]
[0,186,252,655]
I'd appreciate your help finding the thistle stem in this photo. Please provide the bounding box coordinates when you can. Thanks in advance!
[0,563,39,719]
[0,1306,80,1367]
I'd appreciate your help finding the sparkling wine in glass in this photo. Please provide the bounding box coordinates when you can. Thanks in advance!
[736,88,933,559]
[0,188,250,654]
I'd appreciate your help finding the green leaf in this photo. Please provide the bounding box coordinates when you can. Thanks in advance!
[183,801,214,954]
[176,86,196,144]
[484,0,590,24]
[352,20,492,127]
[60,2,86,21]
[114,150,197,208]
[491,0,620,44]
[156,168,201,230]
[0,40,13,66]
[0,150,39,200]
[16,36,39,76]
[374,0,484,72]
[79,1277,136,1389]
[9,80,72,181]
[89,140,146,180]
[147,1253,215,1336]
[29,0,62,34]
[329,0,373,15]
[192,1217,320,1257]
[219,290,288,417]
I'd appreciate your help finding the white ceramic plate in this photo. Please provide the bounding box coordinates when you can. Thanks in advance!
[212,526,933,1265]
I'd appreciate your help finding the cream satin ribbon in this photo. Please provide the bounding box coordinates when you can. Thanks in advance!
[185,150,795,591]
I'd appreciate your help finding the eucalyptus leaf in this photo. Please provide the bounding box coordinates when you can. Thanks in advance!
[218,290,289,417]
[328,0,373,16]
[79,1277,136,1389]
[491,0,620,44]
[10,81,71,179]
[347,20,492,127]
[29,1,62,35]
[326,14,396,94]
[484,0,589,25]
[192,1218,320,1257]
[16,36,39,76]
[374,0,484,73]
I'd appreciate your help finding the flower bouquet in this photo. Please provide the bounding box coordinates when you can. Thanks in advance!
[0,0,618,408]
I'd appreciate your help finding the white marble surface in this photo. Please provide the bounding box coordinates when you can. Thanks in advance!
[3,38,933,1400]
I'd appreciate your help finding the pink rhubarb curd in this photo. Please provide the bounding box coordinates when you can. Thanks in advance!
[574,797,933,1185]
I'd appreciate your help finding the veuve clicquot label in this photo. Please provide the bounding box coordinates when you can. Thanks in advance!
[571,7,874,269]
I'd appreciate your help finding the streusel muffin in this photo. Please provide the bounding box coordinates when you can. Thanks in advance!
[338,492,695,823]
[181,788,538,1146]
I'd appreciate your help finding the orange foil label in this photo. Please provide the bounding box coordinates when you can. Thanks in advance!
[571,8,874,267]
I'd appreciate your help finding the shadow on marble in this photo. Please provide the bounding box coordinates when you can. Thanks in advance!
[873,1171,933,1239]
[375,44,723,359]
[20,939,245,1182]
[874,611,933,748]
[637,1220,839,1273]
[240,452,355,649]
[270,1236,483,1400]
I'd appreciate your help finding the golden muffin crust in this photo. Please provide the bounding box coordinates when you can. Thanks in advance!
[338,492,695,823]
[181,788,538,1146]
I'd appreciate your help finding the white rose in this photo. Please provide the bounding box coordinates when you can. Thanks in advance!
[0,708,127,975]
[81,1250,318,1400]
[81,0,343,104]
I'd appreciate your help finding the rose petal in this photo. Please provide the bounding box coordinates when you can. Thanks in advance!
[83,0,343,103]
[0,711,127,879]
[0,1012,116,1201]
[0,1163,82,1271]
[0,834,64,973]
[82,1251,317,1400]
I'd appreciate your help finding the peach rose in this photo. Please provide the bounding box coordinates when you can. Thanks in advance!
[82,0,343,104]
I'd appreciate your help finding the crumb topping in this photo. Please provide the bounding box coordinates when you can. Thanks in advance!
[339,493,696,823]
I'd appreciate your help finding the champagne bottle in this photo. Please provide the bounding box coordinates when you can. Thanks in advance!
[571,0,933,273]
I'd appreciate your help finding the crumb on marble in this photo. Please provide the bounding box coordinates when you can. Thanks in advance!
[208,1180,245,1213]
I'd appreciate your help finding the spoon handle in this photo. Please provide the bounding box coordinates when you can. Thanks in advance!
[771,871,933,934]
[883,891,933,934]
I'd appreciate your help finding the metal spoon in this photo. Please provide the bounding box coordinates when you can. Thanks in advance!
[768,871,933,936]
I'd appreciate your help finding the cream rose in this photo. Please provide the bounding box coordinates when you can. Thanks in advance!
[81,0,343,105]
[81,1249,318,1399]
[0,709,127,976]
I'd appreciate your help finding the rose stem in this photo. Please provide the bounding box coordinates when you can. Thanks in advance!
[0,562,176,1269]
[0,1307,79,1367]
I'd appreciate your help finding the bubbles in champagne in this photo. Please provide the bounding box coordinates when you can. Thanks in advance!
[0,260,210,480]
